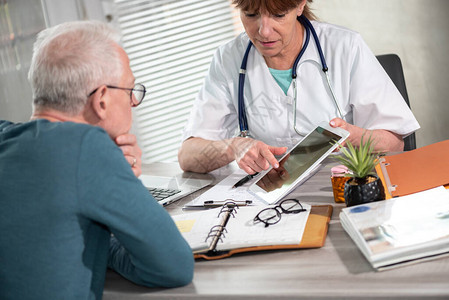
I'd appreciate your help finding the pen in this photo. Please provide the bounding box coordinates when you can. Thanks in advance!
[232,173,259,189]
[204,200,252,207]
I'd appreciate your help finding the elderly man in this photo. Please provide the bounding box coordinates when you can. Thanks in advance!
[0,21,193,300]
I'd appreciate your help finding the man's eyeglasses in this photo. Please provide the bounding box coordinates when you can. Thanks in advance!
[88,83,146,107]
[253,199,306,227]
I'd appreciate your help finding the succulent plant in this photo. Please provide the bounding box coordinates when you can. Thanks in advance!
[334,134,383,185]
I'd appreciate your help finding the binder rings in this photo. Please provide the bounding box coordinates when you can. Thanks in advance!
[376,140,449,198]
[173,203,333,260]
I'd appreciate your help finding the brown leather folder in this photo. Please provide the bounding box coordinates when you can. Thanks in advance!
[194,205,333,260]
[377,140,449,198]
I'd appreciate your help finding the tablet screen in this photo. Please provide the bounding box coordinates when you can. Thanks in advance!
[250,125,347,204]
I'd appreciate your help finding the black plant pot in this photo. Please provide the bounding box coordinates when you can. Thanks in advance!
[343,175,385,207]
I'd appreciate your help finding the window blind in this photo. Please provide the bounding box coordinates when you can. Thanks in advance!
[113,0,243,163]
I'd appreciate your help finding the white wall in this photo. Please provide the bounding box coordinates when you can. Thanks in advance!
[310,0,449,147]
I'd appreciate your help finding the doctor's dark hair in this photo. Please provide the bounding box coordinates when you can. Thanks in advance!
[28,21,123,115]
[232,0,316,21]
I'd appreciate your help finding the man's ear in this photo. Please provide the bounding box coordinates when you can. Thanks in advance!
[90,85,108,120]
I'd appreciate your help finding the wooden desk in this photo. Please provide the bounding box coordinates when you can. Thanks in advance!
[103,159,449,299]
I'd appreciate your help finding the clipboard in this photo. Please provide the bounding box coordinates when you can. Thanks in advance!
[194,205,333,260]
[376,139,449,198]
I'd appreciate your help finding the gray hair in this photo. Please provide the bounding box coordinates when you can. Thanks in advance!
[28,20,123,115]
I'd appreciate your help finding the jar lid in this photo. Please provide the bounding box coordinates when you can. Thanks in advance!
[331,165,349,177]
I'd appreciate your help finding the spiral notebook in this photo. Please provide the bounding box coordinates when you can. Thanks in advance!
[172,203,333,260]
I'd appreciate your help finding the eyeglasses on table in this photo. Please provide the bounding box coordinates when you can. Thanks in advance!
[253,199,306,228]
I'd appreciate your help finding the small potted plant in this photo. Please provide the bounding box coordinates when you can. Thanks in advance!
[334,135,386,207]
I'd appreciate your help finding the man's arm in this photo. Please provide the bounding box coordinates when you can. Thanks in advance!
[80,129,194,288]
[178,136,287,174]
[330,118,404,151]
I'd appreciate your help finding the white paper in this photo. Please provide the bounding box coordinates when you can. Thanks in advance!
[183,169,264,208]
[217,204,311,250]
[173,203,311,253]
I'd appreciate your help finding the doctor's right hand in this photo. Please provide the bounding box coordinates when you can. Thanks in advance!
[230,137,287,175]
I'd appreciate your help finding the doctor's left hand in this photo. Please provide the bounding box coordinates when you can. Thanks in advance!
[329,118,404,152]
[329,118,366,147]
[231,137,287,175]
[115,133,142,177]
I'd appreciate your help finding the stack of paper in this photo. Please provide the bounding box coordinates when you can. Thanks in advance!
[340,186,449,270]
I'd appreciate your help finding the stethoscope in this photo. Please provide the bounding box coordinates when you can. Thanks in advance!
[238,15,344,138]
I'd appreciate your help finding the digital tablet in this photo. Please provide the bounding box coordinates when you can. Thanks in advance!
[248,122,349,204]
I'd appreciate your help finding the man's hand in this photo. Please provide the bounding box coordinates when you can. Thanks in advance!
[230,137,287,175]
[115,133,142,177]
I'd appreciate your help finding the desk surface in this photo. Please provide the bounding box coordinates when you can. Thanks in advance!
[103,159,449,300]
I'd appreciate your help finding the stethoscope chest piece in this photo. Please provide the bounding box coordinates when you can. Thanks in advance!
[239,130,251,138]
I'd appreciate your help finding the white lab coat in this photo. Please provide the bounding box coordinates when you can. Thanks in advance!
[183,21,420,150]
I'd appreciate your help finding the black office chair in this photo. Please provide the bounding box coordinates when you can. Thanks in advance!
[376,54,416,151]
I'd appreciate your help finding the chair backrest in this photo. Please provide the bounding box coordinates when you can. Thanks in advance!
[376,54,416,151]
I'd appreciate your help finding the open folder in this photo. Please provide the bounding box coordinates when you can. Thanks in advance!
[173,204,332,260]
[376,140,449,198]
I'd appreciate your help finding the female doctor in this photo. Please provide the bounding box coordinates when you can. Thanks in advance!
[178,0,420,174]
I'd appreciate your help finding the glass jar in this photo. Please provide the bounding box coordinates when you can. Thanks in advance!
[331,165,350,203]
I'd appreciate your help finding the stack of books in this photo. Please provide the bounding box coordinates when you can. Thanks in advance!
[340,186,449,270]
